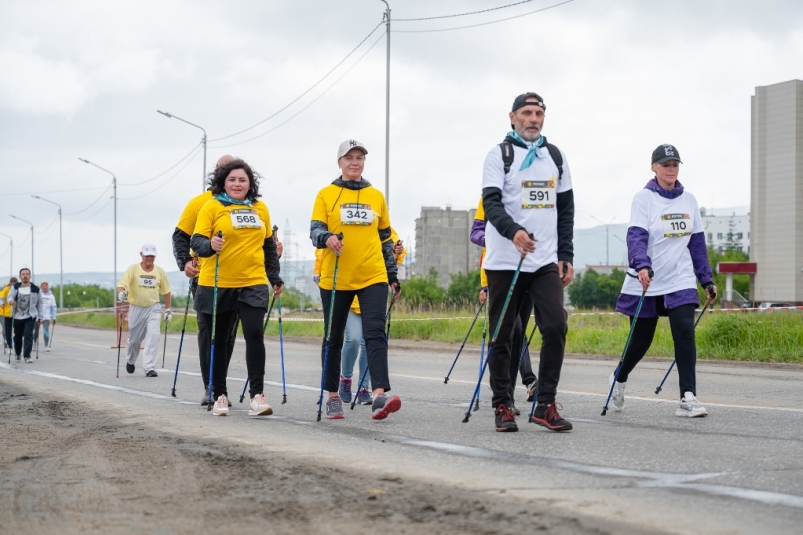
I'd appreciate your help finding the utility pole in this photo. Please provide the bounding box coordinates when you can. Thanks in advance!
[79,159,117,289]
[380,0,391,210]
[32,196,63,308]
[157,111,207,192]
[591,215,615,266]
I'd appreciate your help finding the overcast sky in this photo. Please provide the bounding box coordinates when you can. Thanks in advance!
[1,0,801,280]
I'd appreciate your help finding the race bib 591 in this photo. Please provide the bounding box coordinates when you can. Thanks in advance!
[340,203,374,226]
[229,209,263,230]
[139,275,158,288]
[521,180,556,209]
[661,213,692,238]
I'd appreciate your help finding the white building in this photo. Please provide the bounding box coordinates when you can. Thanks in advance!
[700,207,750,254]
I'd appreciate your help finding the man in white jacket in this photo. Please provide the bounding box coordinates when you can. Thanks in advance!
[7,268,43,363]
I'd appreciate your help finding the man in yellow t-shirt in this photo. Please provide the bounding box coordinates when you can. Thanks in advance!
[1,278,18,353]
[117,244,172,377]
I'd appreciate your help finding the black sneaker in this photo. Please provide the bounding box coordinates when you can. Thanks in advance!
[15,354,21,361]
[145,370,158,377]
[495,404,518,432]
[201,394,212,406]
[509,402,521,416]
[530,402,572,431]
[371,394,401,420]
[126,363,135,374]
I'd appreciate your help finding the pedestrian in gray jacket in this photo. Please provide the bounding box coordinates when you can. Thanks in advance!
[7,268,43,363]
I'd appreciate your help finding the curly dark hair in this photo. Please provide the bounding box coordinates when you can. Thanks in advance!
[207,158,261,200]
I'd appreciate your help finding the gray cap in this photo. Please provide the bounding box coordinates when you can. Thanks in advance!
[337,139,368,160]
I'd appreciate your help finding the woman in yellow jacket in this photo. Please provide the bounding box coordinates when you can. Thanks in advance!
[191,158,283,417]
[310,139,401,420]
[1,278,17,353]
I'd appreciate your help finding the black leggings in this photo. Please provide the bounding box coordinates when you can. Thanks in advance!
[3,317,12,350]
[201,302,265,400]
[617,303,697,399]
[320,282,390,393]
[13,317,35,359]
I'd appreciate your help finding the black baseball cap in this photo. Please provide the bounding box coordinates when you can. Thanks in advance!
[511,92,546,113]
[651,144,682,165]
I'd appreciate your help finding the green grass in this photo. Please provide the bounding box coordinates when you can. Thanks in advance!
[58,309,803,364]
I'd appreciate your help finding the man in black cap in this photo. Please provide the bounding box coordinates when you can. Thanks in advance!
[481,92,575,432]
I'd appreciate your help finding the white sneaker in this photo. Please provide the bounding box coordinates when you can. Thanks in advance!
[608,373,626,412]
[249,393,273,416]
[676,391,708,418]
[45,348,50,352]
[212,394,230,416]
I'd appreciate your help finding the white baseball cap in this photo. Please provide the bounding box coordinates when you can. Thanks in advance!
[141,243,157,256]
[337,139,368,160]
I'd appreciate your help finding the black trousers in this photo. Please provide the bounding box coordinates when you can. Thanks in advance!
[617,303,697,399]
[486,264,567,407]
[13,317,35,359]
[510,294,538,396]
[196,312,238,391]
[201,303,264,399]
[3,317,12,350]
[320,283,390,393]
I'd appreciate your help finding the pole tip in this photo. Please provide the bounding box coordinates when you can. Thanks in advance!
[316,412,322,422]
[443,378,449,384]
[171,390,176,397]
[601,408,608,416]
[655,388,661,394]
[462,415,470,423]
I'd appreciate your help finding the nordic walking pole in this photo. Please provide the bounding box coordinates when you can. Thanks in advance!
[463,245,529,424]
[277,296,287,404]
[602,269,653,416]
[474,298,488,412]
[207,231,223,412]
[35,322,40,360]
[444,302,484,384]
[350,286,397,410]
[115,300,124,378]
[48,322,55,349]
[240,294,276,403]
[171,285,192,397]
[655,291,715,394]
[517,321,538,371]
[161,316,168,368]
[317,232,344,421]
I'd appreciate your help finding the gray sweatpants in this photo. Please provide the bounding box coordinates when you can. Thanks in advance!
[126,303,162,373]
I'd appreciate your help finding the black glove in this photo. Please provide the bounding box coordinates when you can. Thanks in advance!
[702,282,717,301]
[389,277,401,293]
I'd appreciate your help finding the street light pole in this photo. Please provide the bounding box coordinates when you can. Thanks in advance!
[591,215,616,266]
[32,196,63,308]
[9,215,33,279]
[79,158,117,289]
[0,232,12,278]
[157,111,207,192]
[380,0,391,210]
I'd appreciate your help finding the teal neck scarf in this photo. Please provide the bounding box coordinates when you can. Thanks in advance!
[507,130,545,170]
[215,192,252,206]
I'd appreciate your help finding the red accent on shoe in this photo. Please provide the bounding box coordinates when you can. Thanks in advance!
[371,395,401,420]
[529,402,572,431]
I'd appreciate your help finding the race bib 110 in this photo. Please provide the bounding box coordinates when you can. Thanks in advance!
[661,213,692,237]
[521,180,556,209]
[230,209,263,230]
[340,203,374,226]
[139,275,158,288]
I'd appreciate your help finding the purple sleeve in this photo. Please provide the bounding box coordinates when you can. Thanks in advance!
[688,232,713,286]
[626,226,651,271]
[470,219,486,247]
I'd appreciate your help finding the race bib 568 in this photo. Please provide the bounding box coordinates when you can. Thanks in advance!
[230,209,263,230]
[521,180,556,209]
[340,203,374,226]
[661,213,692,237]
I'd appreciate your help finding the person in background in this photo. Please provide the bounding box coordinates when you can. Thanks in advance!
[34,281,57,351]
[7,269,42,363]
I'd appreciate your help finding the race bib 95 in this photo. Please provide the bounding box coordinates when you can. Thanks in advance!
[139,275,157,288]
[661,213,692,237]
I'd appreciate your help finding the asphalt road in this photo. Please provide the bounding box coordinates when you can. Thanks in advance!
[1,325,802,534]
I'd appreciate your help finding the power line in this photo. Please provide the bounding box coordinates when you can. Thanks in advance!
[64,184,112,216]
[0,186,107,197]
[210,31,387,149]
[119,144,203,200]
[118,143,201,186]
[209,21,384,142]
[395,0,537,21]
[393,0,573,33]
[35,214,59,235]
[69,196,113,223]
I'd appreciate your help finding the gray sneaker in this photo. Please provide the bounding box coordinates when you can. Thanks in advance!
[371,394,401,420]
[676,392,708,418]
[608,372,626,412]
[326,395,344,419]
